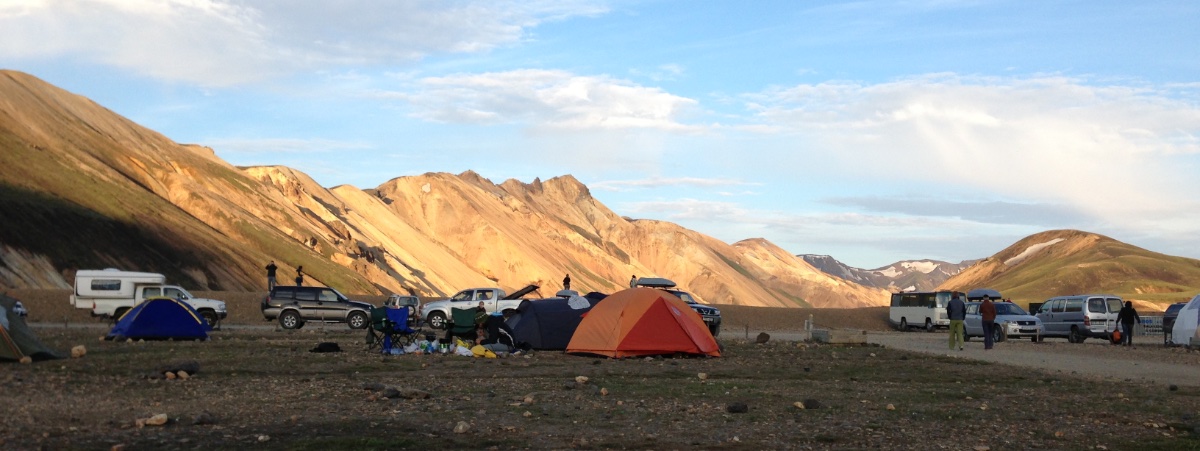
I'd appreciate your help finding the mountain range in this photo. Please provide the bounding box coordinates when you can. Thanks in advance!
[0,70,889,308]
[799,255,975,292]
[3,70,1196,311]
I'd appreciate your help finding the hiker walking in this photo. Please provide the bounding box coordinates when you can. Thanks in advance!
[265,261,278,291]
[563,273,571,290]
[294,265,305,286]
[629,275,637,289]
[981,295,997,350]
[1117,301,1140,347]
[947,293,966,350]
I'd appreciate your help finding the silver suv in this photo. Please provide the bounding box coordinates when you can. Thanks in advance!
[1035,294,1122,343]
[635,277,722,337]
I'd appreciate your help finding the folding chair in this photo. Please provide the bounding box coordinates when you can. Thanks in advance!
[365,307,420,352]
[443,307,480,345]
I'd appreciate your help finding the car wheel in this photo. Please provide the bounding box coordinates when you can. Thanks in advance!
[279,311,302,330]
[925,319,935,332]
[964,334,972,342]
[427,311,447,330]
[347,311,368,329]
[709,324,721,337]
[198,310,219,329]
[1031,336,1040,343]
[899,318,908,331]
[113,307,131,321]
[992,327,1005,343]
[1068,327,1084,344]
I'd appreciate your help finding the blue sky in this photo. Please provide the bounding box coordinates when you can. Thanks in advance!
[3,0,1199,269]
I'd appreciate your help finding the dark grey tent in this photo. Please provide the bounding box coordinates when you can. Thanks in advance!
[506,292,605,350]
[0,294,60,362]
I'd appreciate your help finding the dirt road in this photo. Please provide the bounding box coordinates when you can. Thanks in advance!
[865,331,1199,387]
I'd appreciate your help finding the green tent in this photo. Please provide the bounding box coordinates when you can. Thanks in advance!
[0,294,60,362]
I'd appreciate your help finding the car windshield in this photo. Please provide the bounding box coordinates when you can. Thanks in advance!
[995,303,1027,316]
[668,290,697,304]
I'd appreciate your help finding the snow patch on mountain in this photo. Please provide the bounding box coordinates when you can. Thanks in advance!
[1005,238,1065,266]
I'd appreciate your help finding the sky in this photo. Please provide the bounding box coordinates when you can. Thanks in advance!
[2,0,1199,269]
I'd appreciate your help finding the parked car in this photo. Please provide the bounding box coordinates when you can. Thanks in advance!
[964,301,1044,343]
[12,300,28,318]
[1035,294,1122,343]
[384,294,421,327]
[636,277,722,337]
[260,285,374,330]
[1163,301,1188,346]
[419,285,539,329]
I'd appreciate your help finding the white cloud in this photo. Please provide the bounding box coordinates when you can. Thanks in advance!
[383,69,700,131]
[740,74,1200,227]
[0,0,609,86]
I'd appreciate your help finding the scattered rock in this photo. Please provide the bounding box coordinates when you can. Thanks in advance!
[165,372,177,380]
[71,345,87,358]
[139,414,168,427]
[523,411,533,418]
[257,435,270,442]
[381,388,401,399]
[886,404,895,411]
[177,370,190,380]
[398,389,431,399]
[454,421,470,433]
[19,356,31,364]
[111,444,126,451]
[793,401,806,410]
[524,395,536,405]
[802,399,822,409]
[697,373,708,380]
[191,412,216,425]
[575,376,589,384]
[361,382,386,392]
[600,388,609,396]
[157,360,200,376]
[1169,384,1178,391]
[726,402,749,413]
[756,332,770,344]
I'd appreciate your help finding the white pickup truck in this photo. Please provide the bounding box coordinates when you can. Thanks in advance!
[69,269,227,328]
[419,285,539,329]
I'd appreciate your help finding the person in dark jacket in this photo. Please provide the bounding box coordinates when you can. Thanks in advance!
[294,265,304,286]
[265,261,278,291]
[980,295,997,350]
[1116,301,1140,347]
[947,293,967,351]
[480,314,521,355]
[563,273,571,290]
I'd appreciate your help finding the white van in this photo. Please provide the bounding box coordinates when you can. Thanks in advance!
[1034,294,1122,343]
[70,269,227,328]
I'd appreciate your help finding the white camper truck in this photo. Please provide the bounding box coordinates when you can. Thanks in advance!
[70,269,227,328]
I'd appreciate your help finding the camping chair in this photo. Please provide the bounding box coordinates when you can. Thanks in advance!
[444,307,480,345]
[365,307,420,352]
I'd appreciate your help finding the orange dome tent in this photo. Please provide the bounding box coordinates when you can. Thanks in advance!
[566,288,720,358]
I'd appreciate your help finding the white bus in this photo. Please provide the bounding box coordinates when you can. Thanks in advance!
[889,290,960,332]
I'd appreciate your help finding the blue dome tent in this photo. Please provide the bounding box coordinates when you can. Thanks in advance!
[107,297,209,341]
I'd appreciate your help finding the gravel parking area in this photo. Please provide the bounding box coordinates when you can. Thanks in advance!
[866,331,1200,388]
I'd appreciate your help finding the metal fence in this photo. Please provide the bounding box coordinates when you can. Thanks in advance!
[1135,316,1163,335]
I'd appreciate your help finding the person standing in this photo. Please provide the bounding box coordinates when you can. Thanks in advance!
[563,273,571,290]
[265,261,278,291]
[1117,301,1140,347]
[629,275,637,289]
[294,265,304,286]
[947,293,967,351]
[980,295,997,350]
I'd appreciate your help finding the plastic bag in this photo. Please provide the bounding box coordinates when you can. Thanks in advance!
[454,345,474,356]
